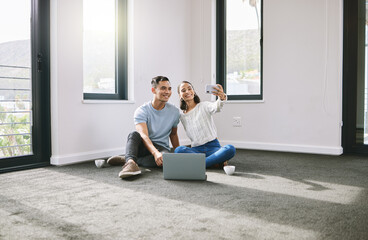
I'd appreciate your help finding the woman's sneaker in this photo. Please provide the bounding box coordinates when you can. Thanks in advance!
[107,155,126,166]
[118,159,141,178]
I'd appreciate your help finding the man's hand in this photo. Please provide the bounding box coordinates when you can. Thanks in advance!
[153,151,163,166]
[136,123,162,166]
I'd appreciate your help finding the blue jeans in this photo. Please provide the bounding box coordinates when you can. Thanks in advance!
[174,139,236,168]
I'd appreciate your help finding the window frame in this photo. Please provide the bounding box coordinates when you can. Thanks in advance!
[0,0,51,173]
[83,0,128,100]
[216,0,263,101]
[342,0,368,154]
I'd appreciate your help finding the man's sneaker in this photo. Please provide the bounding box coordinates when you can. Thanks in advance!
[107,155,126,166]
[118,159,141,178]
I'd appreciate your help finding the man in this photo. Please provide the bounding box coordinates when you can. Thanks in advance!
[108,76,180,179]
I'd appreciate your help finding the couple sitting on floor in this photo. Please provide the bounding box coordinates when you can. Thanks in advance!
[107,76,236,179]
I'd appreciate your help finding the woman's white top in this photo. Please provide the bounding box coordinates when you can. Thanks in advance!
[180,98,226,147]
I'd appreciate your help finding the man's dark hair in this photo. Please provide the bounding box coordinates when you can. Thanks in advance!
[178,81,201,111]
[151,76,170,88]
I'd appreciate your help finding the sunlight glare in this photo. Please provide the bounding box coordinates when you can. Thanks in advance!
[227,0,260,30]
[0,168,318,239]
[83,0,115,33]
[0,0,30,44]
[207,172,363,205]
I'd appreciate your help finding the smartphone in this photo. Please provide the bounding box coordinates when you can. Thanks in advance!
[205,84,217,94]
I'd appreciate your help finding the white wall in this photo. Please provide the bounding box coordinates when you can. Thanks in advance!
[50,0,191,165]
[51,0,343,165]
[191,0,343,155]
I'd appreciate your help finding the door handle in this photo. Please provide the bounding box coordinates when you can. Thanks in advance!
[37,53,43,72]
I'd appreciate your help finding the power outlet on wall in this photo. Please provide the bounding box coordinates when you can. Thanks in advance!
[233,117,242,127]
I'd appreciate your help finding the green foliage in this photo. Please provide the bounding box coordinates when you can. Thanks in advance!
[227,29,260,76]
[0,39,32,158]
[83,30,115,92]
[0,105,31,158]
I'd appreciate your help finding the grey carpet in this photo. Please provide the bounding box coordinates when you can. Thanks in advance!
[0,149,367,240]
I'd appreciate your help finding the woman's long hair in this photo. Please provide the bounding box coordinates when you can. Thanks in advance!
[178,81,201,111]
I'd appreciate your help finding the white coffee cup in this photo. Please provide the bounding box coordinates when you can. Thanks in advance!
[223,165,235,175]
[95,159,107,168]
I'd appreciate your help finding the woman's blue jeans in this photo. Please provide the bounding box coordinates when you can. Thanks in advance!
[174,139,236,168]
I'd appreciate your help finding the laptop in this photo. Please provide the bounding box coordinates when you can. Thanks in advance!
[163,153,207,180]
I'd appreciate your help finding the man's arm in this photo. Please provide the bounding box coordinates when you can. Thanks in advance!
[135,122,163,166]
[169,127,180,150]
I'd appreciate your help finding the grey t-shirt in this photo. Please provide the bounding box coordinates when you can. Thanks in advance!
[134,102,180,150]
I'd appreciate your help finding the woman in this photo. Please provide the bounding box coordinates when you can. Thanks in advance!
[175,81,236,168]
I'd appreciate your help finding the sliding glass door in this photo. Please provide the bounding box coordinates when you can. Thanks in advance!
[0,0,50,172]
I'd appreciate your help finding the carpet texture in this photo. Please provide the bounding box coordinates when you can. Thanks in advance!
[0,149,367,240]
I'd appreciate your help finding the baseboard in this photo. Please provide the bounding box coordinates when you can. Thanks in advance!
[51,147,125,166]
[50,139,343,166]
[219,140,343,155]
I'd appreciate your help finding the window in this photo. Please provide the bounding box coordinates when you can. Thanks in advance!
[0,0,32,158]
[83,0,127,100]
[217,0,263,100]
[342,0,368,153]
[0,0,51,172]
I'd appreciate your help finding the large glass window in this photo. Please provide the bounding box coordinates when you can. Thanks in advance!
[356,0,368,144]
[0,0,32,158]
[83,0,127,100]
[342,0,368,154]
[217,0,262,100]
[0,0,51,170]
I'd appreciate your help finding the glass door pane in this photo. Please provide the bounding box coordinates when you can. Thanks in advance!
[83,0,116,94]
[226,0,261,96]
[0,0,33,158]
